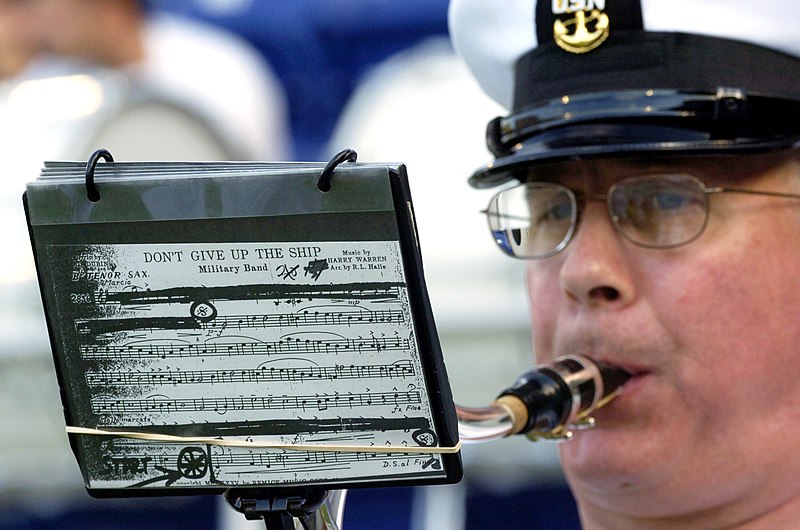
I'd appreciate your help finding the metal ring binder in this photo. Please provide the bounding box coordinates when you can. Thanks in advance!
[85,148,115,202]
[317,149,358,192]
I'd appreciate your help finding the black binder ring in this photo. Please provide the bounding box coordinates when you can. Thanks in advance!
[85,148,114,202]
[317,148,357,192]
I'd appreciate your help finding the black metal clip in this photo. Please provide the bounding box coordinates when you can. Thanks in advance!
[85,148,114,202]
[317,148,358,192]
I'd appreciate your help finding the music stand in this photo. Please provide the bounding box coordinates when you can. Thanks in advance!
[24,150,462,529]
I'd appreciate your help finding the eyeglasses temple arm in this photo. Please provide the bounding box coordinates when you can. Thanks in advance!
[707,187,800,200]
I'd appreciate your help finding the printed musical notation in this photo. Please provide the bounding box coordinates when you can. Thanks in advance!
[85,359,415,387]
[75,307,406,336]
[92,389,422,415]
[100,439,442,490]
[52,241,448,489]
[80,335,410,360]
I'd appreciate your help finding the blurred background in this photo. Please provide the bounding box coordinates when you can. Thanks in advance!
[0,0,580,528]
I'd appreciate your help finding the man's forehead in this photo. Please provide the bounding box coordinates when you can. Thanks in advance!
[524,151,799,185]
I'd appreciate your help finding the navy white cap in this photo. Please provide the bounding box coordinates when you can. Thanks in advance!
[449,0,800,187]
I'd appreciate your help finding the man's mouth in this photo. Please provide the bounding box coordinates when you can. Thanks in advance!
[592,358,653,401]
[593,359,633,395]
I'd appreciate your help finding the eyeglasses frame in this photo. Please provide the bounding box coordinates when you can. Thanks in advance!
[482,173,800,259]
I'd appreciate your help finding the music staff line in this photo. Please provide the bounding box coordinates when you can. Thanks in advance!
[98,415,432,439]
[85,359,416,387]
[100,441,433,473]
[92,389,422,415]
[99,282,405,307]
[216,447,432,471]
[202,308,405,330]
[75,307,406,335]
[78,425,451,456]
[80,335,411,360]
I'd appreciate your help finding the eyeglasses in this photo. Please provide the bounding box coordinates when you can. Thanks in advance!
[484,173,800,259]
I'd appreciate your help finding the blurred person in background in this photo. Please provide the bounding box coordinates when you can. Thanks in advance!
[33,0,291,161]
[0,0,42,81]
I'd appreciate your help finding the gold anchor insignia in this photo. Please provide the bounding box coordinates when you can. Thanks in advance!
[553,9,610,53]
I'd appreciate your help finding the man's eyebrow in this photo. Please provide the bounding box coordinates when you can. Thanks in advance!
[525,159,673,182]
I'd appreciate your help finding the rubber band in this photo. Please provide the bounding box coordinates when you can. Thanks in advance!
[66,426,461,455]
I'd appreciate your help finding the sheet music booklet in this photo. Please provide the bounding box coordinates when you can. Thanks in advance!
[24,159,462,497]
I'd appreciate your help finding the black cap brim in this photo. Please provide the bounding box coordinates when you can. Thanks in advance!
[470,89,800,188]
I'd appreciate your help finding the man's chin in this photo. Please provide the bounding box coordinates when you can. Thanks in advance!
[557,418,680,499]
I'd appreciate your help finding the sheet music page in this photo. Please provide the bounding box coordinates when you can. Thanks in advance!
[49,239,448,489]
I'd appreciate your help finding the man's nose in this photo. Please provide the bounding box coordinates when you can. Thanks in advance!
[557,202,636,308]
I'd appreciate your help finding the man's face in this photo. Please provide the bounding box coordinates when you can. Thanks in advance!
[36,0,99,56]
[0,0,44,76]
[523,152,800,523]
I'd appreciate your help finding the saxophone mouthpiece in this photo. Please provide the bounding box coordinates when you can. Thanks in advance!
[494,355,631,439]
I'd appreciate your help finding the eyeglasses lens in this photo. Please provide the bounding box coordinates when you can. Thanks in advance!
[485,174,710,258]
[486,183,576,258]
[609,174,709,248]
